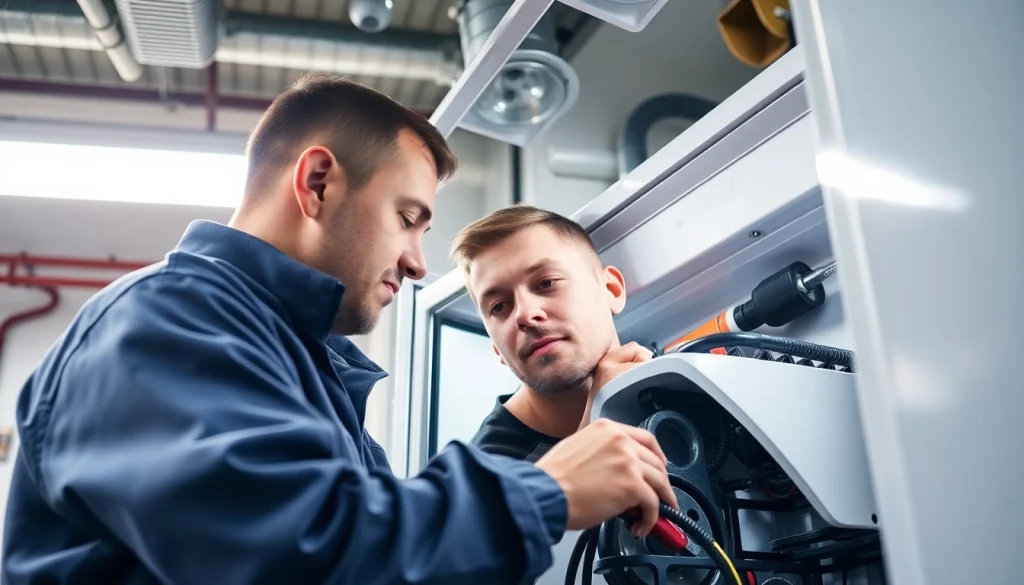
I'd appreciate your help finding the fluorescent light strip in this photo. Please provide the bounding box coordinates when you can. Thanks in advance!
[0,140,248,208]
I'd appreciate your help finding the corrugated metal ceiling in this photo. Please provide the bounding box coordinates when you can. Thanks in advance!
[0,0,460,112]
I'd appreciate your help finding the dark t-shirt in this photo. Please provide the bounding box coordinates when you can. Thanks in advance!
[470,394,562,462]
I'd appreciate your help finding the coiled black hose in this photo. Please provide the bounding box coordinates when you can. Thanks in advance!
[706,415,732,476]
[673,332,854,368]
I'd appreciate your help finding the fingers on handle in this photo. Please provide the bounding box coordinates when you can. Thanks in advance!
[620,425,668,466]
[639,457,678,515]
[635,482,660,537]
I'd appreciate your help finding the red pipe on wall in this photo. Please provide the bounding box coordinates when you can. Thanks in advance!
[0,287,60,359]
[0,254,149,272]
[0,254,152,289]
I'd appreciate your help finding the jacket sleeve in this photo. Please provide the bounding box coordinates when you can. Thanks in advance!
[37,273,567,585]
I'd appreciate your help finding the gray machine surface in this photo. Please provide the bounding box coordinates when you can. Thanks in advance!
[792,1,1024,584]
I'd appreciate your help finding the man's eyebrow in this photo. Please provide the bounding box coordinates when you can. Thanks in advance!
[477,258,564,303]
[525,258,563,274]
[398,196,433,224]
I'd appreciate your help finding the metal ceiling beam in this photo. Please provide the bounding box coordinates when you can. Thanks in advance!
[0,76,434,117]
[0,76,273,110]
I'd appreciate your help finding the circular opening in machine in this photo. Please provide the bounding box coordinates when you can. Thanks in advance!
[686,509,700,522]
[655,421,693,467]
[871,514,878,524]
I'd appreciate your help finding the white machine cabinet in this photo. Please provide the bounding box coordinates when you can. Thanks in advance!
[391,1,1024,584]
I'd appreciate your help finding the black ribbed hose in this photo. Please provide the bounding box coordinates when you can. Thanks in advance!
[706,415,732,476]
[674,331,853,368]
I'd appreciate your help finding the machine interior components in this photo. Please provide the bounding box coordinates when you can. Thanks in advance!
[577,339,880,585]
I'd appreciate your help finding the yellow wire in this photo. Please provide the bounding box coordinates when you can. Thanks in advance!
[712,540,744,585]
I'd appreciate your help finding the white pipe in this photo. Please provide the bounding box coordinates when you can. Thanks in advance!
[75,0,143,82]
[546,146,619,182]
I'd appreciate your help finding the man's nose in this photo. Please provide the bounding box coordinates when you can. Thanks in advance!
[399,247,427,281]
[515,296,546,330]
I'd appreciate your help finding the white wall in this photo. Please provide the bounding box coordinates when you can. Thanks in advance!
[523,0,760,216]
[0,287,95,548]
[422,130,498,274]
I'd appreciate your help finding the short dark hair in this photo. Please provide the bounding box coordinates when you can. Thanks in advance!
[244,72,458,195]
[451,204,600,273]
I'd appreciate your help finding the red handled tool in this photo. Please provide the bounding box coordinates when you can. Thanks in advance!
[624,508,689,552]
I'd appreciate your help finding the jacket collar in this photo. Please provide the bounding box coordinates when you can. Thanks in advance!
[173,220,382,374]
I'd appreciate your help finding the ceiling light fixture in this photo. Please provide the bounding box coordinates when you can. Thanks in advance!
[453,0,579,147]
[0,140,248,208]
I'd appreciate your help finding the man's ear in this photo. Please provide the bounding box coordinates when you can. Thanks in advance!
[492,343,507,366]
[603,265,627,315]
[292,146,343,219]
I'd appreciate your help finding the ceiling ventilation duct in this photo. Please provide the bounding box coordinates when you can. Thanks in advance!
[0,4,461,84]
[113,0,219,68]
[452,0,578,147]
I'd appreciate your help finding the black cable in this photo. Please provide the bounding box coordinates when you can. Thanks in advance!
[581,527,599,585]
[657,503,742,585]
[565,528,598,585]
[570,506,743,585]
[673,332,853,368]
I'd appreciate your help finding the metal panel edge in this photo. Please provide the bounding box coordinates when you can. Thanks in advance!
[589,81,811,252]
[601,115,822,345]
[571,46,806,232]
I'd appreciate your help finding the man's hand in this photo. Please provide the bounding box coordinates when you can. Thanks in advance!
[579,342,655,430]
[536,419,678,537]
[591,342,654,398]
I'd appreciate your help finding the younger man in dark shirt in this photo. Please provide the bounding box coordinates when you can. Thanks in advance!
[450,205,654,461]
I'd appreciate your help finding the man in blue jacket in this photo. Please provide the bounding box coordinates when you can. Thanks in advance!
[2,73,676,585]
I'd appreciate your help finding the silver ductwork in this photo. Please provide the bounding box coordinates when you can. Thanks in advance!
[220,12,461,85]
[0,4,462,85]
[113,0,219,68]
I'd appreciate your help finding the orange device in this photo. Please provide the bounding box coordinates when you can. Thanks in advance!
[664,260,837,354]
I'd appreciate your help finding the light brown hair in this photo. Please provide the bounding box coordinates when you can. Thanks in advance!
[244,72,458,196]
[450,204,600,273]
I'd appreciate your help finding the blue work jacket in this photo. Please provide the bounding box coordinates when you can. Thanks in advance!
[2,220,566,585]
